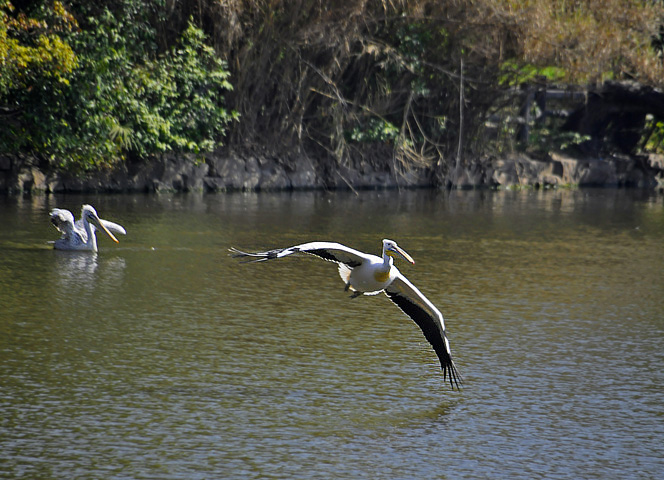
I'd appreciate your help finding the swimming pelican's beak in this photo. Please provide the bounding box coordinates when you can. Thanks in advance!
[389,244,415,264]
[94,216,120,243]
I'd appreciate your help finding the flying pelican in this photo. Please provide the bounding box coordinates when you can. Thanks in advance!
[49,204,126,252]
[230,239,461,389]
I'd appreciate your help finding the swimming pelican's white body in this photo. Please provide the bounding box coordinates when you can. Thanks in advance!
[231,239,461,389]
[50,205,125,252]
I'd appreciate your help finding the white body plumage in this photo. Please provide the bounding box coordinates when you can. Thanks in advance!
[50,205,125,252]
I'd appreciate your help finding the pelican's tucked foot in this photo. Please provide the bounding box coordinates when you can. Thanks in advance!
[344,281,351,292]
[349,291,363,299]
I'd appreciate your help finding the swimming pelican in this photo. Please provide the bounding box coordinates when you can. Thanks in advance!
[230,239,461,389]
[49,204,126,252]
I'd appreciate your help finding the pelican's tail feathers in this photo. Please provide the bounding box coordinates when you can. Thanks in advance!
[338,263,352,284]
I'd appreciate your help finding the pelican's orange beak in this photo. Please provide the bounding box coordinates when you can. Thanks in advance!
[96,218,119,243]
[389,244,415,264]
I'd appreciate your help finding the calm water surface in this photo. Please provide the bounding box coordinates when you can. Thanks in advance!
[1,189,663,479]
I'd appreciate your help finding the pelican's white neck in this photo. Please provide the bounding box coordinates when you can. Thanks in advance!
[81,215,97,250]
[381,247,393,268]
[82,216,93,236]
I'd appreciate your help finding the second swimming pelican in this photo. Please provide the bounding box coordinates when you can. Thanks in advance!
[231,239,461,389]
[50,204,126,252]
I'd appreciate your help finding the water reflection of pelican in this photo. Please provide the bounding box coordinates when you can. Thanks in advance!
[231,239,461,390]
[49,205,126,252]
[54,250,99,286]
[53,251,126,293]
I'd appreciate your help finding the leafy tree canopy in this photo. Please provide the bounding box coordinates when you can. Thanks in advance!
[1,0,663,174]
[0,0,236,173]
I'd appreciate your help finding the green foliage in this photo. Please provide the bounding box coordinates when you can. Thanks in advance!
[3,0,664,177]
[529,127,591,153]
[63,13,236,170]
[0,1,78,95]
[338,18,458,163]
[151,24,237,153]
[0,1,79,160]
[0,1,235,173]
[348,118,399,143]
[394,23,433,72]
[499,61,567,87]
[640,114,664,153]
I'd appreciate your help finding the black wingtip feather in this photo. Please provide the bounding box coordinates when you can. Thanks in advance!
[229,247,284,263]
[444,360,463,391]
[385,290,462,390]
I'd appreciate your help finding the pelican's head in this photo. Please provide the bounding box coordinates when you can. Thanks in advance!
[82,205,120,243]
[382,239,415,264]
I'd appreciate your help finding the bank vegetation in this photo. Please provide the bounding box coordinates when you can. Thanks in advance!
[2,0,664,187]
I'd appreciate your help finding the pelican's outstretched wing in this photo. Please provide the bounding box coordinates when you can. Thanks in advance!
[50,208,76,235]
[385,274,462,389]
[230,241,370,268]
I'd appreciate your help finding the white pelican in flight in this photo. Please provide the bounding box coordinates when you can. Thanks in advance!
[49,204,126,252]
[231,239,461,389]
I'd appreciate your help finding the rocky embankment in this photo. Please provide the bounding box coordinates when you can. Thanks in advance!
[1,149,663,194]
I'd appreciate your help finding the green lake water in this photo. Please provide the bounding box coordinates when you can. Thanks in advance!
[1,189,663,479]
